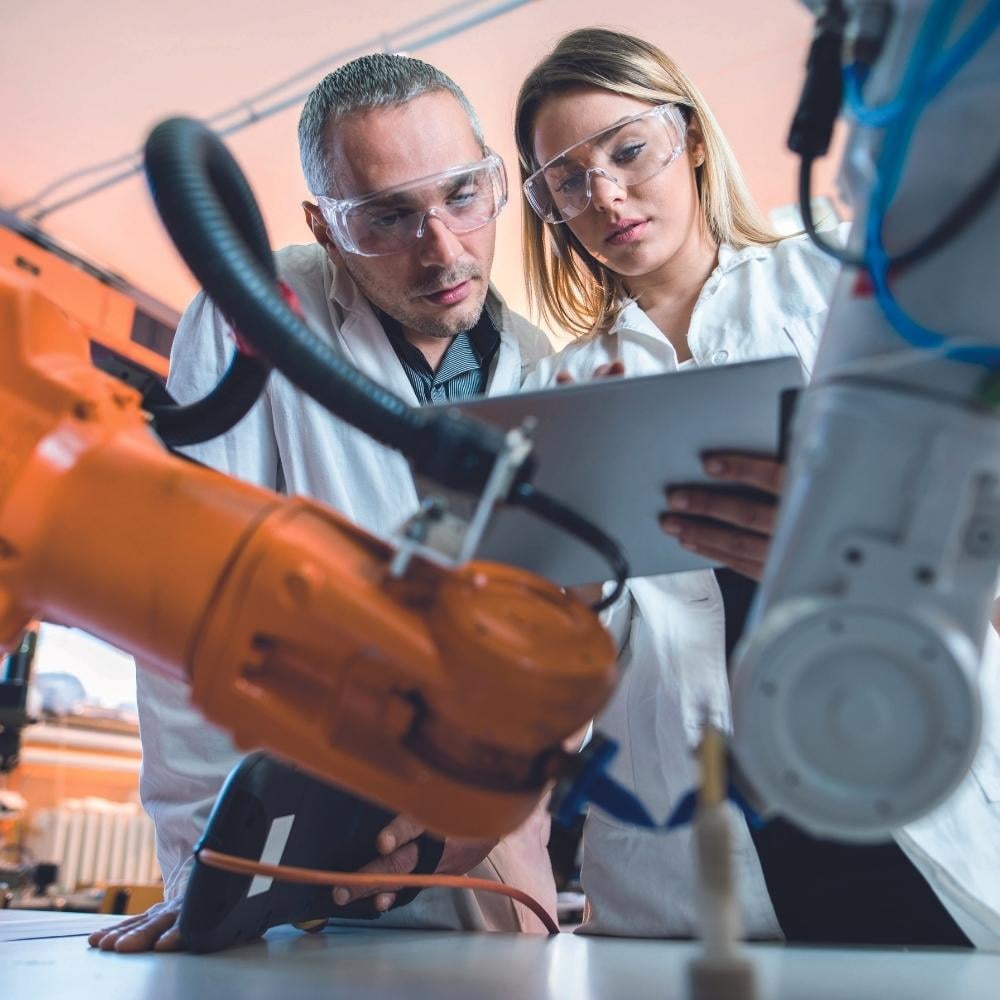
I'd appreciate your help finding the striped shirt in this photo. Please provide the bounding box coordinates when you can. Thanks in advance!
[378,306,501,405]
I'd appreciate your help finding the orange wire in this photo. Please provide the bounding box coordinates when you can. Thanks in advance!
[197,847,560,936]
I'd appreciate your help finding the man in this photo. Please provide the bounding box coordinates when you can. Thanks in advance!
[89,53,554,953]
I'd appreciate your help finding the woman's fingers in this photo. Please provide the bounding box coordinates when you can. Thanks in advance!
[701,452,784,497]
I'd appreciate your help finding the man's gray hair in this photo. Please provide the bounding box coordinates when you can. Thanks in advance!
[298,52,485,195]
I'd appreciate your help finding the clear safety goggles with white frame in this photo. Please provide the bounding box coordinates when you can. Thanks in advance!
[315,153,508,257]
[523,103,688,224]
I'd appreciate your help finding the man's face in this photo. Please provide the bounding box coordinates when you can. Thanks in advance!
[307,91,497,339]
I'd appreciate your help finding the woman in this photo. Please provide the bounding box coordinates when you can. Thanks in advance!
[515,28,999,947]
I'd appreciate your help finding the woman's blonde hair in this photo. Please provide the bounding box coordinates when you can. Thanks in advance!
[515,27,780,337]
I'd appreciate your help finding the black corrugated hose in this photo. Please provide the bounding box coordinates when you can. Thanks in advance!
[142,119,273,447]
[142,116,629,606]
[143,116,509,493]
[146,350,272,448]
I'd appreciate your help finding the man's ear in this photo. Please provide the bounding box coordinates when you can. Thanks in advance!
[302,201,344,266]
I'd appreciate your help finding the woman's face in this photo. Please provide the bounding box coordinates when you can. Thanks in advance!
[531,87,705,280]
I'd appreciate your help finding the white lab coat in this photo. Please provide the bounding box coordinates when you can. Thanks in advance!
[137,242,557,932]
[524,236,1000,948]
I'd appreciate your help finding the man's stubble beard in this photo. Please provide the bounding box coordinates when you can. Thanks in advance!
[340,256,488,339]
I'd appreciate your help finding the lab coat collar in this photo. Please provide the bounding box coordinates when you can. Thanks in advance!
[608,242,773,339]
[716,241,771,274]
[327,253,369,314]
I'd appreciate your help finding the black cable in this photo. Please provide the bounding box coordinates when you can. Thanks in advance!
[147,351,271,447]
[799,144,1000,271]
[143,116,427,454]
[799,155,865,267]
[141,116,274,447]
[143,117,509,495]
[893,145,1000,267]
[787,2,846,162]
[142,116,629,586]
[787,4,861,269]
[141,114,275,447]
[511,483,629,613]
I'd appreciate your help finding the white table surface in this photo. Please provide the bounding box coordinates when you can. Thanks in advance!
[3,910,998,1000]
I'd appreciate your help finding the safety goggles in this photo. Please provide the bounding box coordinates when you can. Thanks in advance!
[316,153,507,257]
[523,104,688,224]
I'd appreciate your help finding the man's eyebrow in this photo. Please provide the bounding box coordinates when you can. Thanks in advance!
[440,171,477,194]
[361,192,420,212]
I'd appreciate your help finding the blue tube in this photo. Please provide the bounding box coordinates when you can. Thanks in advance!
[923,0,1000,102]
[859,0,1000,367]
[844,0,1000,127]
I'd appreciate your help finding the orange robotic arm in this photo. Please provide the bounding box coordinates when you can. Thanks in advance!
[0,274,617,840]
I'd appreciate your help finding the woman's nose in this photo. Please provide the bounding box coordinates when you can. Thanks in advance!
[588,169,625,213]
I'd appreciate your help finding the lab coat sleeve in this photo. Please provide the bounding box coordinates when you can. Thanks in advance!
[164,290,282,488]
[136,292,281,898]
[895,618,1000,949]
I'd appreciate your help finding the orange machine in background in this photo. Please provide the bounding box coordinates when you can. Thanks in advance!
[0,214,176,389]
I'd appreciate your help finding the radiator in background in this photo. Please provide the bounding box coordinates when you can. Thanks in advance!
[27,798,159,891]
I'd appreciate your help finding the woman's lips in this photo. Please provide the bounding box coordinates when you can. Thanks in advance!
[424,280,472,306]
[606,220,648,245]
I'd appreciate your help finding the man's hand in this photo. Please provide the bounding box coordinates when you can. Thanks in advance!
[88,897,184,953]
[660,452,784,581]
[331,815,498,913]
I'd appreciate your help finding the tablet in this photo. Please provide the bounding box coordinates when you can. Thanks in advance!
[430,356,803,585]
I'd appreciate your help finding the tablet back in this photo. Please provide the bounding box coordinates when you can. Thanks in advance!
[434,356,803,585]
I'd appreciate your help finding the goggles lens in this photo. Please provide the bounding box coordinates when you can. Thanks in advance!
[523,104,687,224]
[317,154,507,257]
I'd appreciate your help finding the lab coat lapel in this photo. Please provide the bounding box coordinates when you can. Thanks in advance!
[323,262,420,524]
[335,307,420,404]
[488,335,520,396]
[325,259,420,404]
[484,290,523,397]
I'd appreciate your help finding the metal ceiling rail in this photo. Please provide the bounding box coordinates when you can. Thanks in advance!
[10,0,534,223]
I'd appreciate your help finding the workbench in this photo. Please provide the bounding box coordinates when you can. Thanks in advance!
[4,910,998,999]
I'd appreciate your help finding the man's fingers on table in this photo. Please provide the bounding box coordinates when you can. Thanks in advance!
[91,903,183,953]
[152,924,184,952]
[88,913,146,947]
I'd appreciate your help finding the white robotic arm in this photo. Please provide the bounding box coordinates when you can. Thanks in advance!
[731,0,1000,840]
